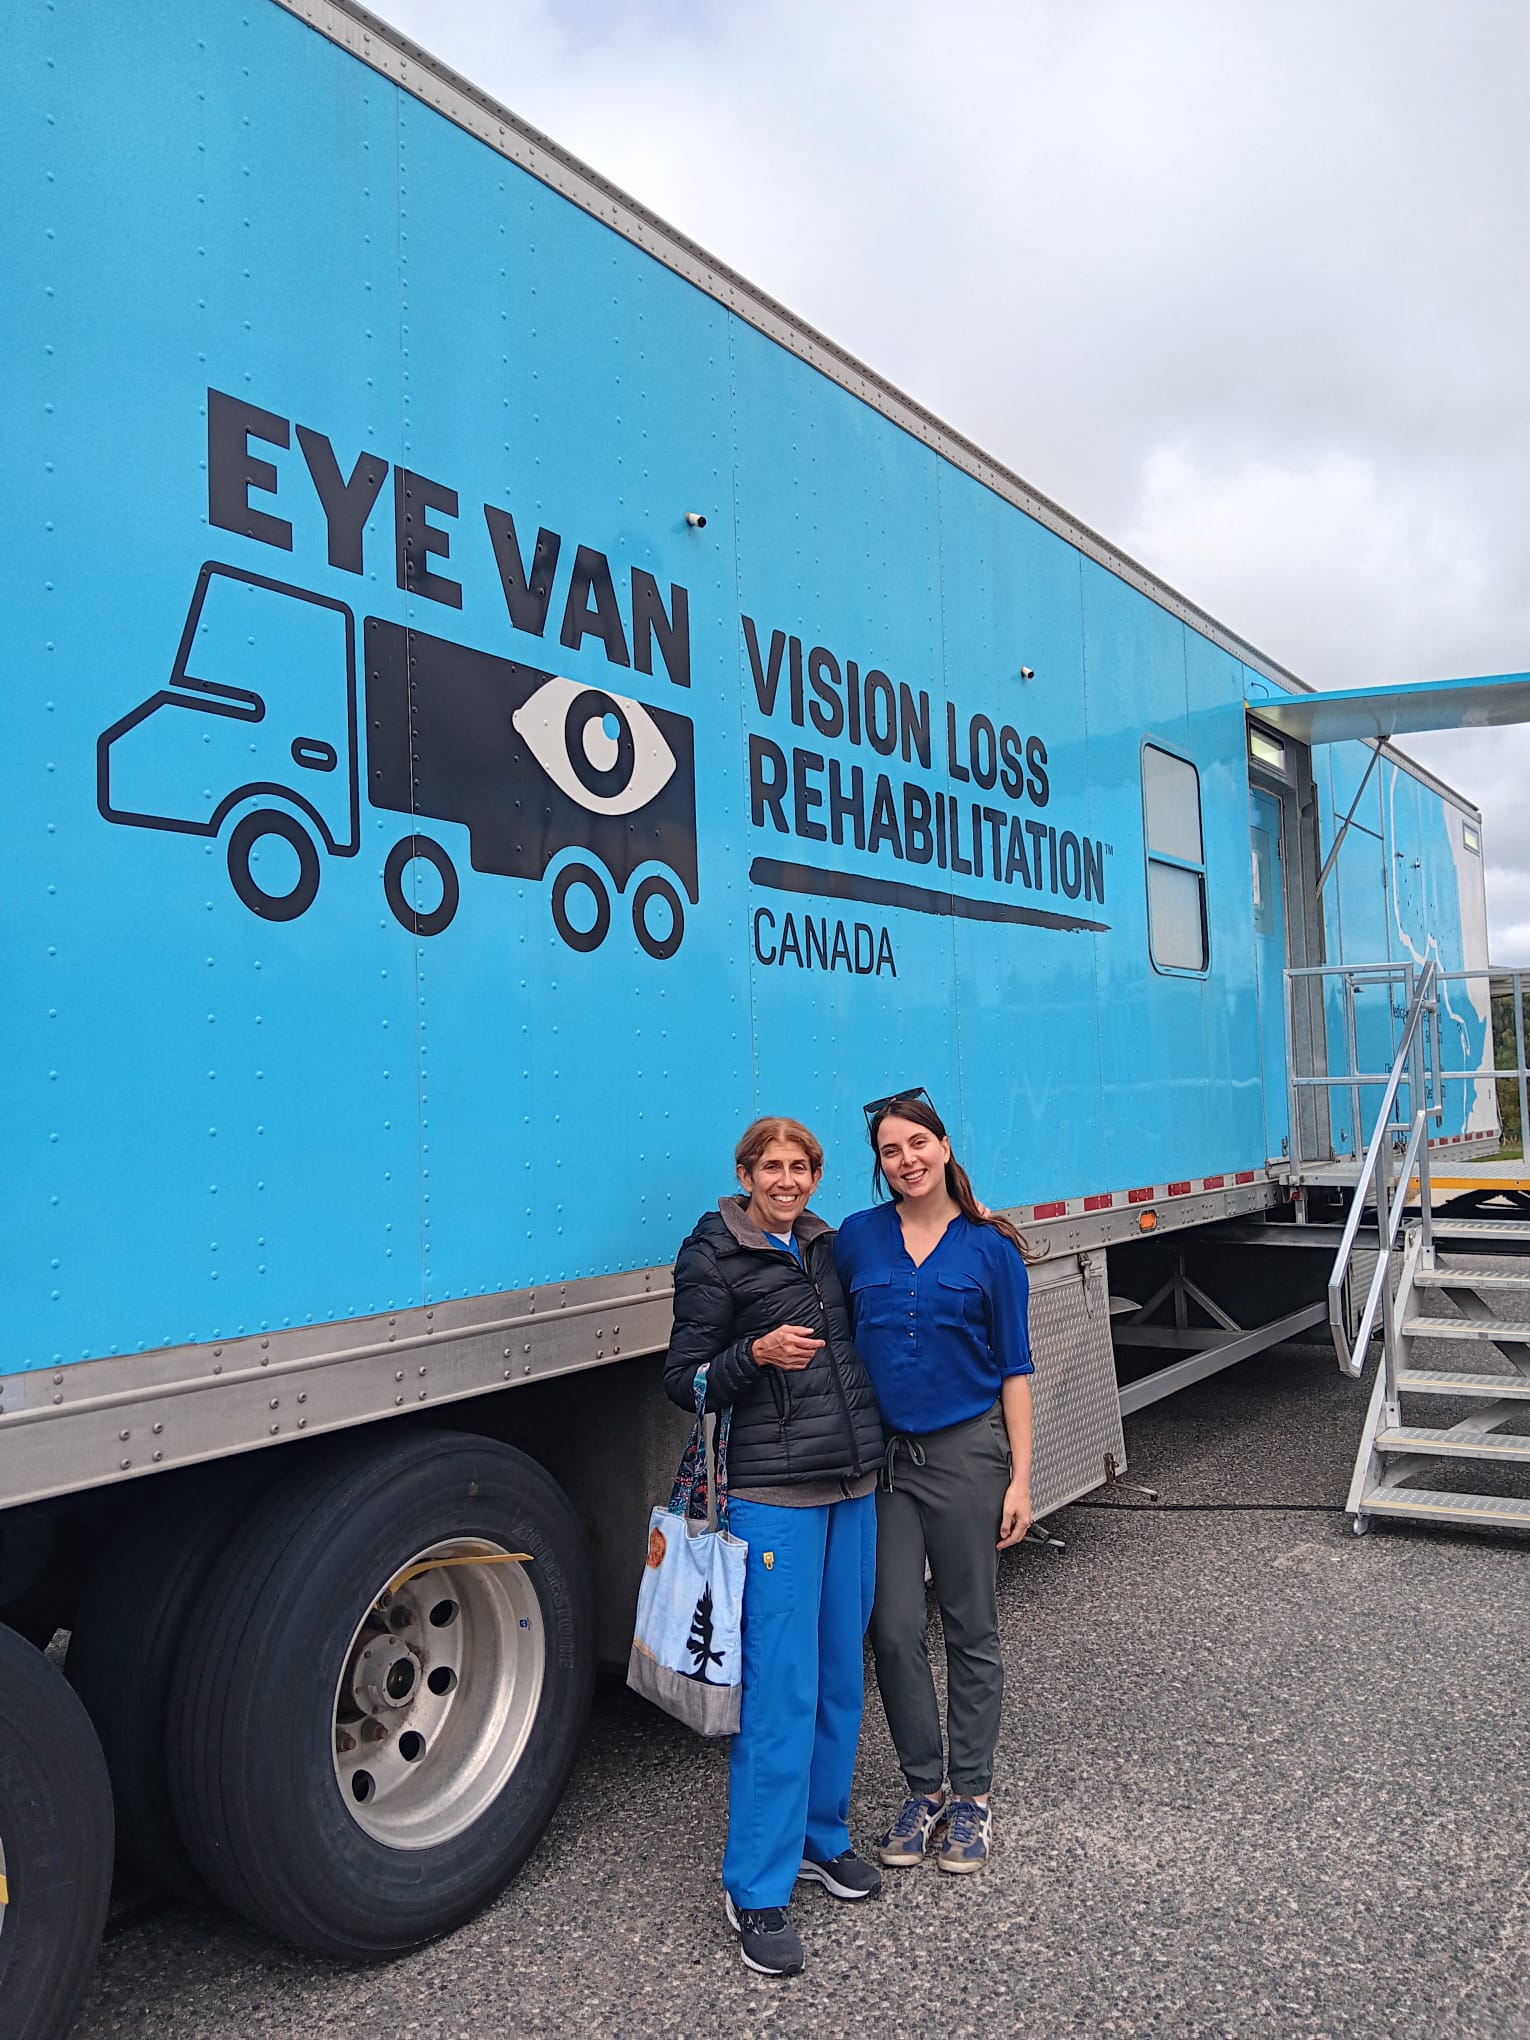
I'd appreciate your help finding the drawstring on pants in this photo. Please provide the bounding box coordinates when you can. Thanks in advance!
[881,1433,927,1492]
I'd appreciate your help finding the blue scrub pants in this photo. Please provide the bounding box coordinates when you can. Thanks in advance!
[722,1491,877,1910]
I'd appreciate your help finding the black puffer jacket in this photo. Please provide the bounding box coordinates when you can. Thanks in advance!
[664,1199,884,1488]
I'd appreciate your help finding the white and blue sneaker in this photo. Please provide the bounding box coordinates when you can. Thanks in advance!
[937,1796,992,1873]
[876,1791,948,1868]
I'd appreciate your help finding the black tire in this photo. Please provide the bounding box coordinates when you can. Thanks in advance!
[165,1430,594,1958]
[227,807,321,922]
[67,1463,264,1895]
[0,1625,114,2040]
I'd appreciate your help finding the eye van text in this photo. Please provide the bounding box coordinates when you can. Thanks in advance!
[206,388,692,688]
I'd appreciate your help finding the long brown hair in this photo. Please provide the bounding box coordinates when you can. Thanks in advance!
[867,1094,1032,1261]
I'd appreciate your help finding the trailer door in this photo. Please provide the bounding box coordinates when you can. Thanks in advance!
[1250,787,1289,1160]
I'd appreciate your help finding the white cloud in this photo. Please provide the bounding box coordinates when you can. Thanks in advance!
[1120,443,1496,688]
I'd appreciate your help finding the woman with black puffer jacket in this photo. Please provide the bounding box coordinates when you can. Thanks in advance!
[664,1115,884,1980]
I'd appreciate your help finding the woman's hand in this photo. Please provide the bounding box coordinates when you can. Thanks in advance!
[750,1324,824,1370]
[996,1478,1033,1549]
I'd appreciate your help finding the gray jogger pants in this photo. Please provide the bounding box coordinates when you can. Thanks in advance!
[868,1402,1010,1797]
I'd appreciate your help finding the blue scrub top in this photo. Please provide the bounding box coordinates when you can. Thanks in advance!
[834,1201,1032,1435]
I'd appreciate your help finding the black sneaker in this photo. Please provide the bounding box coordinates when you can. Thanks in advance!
[796,1849,884,1901]
[724,1892,804,1975]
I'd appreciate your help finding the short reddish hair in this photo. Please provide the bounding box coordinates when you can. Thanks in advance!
[734,1115,824,1176]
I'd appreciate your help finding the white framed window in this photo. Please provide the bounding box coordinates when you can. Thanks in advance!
[1142,743,1208,973]
[1463,821,1481,855]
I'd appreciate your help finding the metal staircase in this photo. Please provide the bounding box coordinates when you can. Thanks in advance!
[1306,960,1530,1535]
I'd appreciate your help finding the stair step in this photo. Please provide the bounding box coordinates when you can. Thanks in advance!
[1358,1486,1530,1530]
[1416,1266,1530,1292]
[1402,1315,1530,1342]
[1374,1426,1530,1463]
[1427,1217,1530,1241]
[1394,1369,1530,1400]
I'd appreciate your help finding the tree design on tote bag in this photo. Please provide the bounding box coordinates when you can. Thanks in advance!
[683,1582,724,1682]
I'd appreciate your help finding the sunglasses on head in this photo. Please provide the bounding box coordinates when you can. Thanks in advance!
[862,1084,933,1127]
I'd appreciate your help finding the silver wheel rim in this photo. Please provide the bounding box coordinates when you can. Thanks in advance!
[331,1536,545,1849]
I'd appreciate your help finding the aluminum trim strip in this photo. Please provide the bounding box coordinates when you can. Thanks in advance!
[0,1178,1280,1508]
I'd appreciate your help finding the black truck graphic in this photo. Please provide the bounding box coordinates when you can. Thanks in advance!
[97,563,699,956]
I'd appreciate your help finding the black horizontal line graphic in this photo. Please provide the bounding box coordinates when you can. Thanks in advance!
[749,858,1109,934]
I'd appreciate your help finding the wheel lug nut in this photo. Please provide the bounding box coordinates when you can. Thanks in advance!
[361,1719,389,1744]
[336,1730,357,1754]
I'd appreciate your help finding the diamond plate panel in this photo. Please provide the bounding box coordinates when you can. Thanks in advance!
[1027,1250,1125,1517]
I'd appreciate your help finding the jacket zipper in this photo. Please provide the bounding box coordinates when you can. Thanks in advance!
[751,1238,862,1477]
[807,1241,863,1477]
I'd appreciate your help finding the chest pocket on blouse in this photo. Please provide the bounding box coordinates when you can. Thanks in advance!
[933,1270,986,1333]
[848,1266,895,1332]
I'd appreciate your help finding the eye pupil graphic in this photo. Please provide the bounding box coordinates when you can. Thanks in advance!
[565,688,636,800]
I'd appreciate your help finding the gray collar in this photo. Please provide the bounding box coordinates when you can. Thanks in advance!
[716,1194,832,1253]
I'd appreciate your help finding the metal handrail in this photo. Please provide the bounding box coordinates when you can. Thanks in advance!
[1326,960,1438,1378]
[1401,966,1530,1161]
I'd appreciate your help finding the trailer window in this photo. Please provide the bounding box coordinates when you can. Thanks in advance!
[1142,744,1208,972]
[1248,725,1286,772]
[1463,822,1481,855]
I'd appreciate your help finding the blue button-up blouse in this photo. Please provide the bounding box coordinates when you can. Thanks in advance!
[834,1201,1032,1435]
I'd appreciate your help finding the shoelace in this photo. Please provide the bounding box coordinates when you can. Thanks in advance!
[741,1907,789,1932]
[945,1800,986,1845]
[890,1795,941,1839]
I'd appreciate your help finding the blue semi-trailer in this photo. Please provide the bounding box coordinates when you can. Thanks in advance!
[1,0,1517,2029]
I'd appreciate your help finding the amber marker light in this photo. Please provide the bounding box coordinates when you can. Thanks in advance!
[1139,1211,1158,1232]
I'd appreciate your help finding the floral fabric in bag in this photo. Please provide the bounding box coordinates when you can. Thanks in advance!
[626,1370,747,1736]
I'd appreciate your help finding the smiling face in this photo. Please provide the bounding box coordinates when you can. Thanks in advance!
[737,1138,822,1235]
[875,1113,953,1206]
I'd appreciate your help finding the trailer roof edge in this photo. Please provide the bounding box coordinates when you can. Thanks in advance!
[272,0,1479,817]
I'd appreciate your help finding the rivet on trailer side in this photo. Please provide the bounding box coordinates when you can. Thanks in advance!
[3,0,1529,2025]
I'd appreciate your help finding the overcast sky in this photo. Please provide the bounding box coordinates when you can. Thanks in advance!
[380,0,1530,951]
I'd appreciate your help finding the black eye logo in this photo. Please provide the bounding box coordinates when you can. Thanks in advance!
[513,677,678,816]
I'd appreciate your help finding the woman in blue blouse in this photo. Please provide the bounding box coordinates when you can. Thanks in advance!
[834,1089,1033,1876]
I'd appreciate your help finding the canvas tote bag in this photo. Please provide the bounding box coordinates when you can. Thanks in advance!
[627,1369,747,1735]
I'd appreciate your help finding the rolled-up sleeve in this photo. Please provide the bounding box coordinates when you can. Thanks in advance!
[986,1236,1033,1377]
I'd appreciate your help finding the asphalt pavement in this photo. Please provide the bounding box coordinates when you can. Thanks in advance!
[72,1339,1530,2040]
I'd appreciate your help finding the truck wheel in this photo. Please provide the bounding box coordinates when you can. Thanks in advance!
[227,808,320,921]
[383,834,459,938]
[166,1431,594,1957]
[550,860,611,952]
[0,1624,114,2040]
[632,873,685,960]
[67,1463,263,1895]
